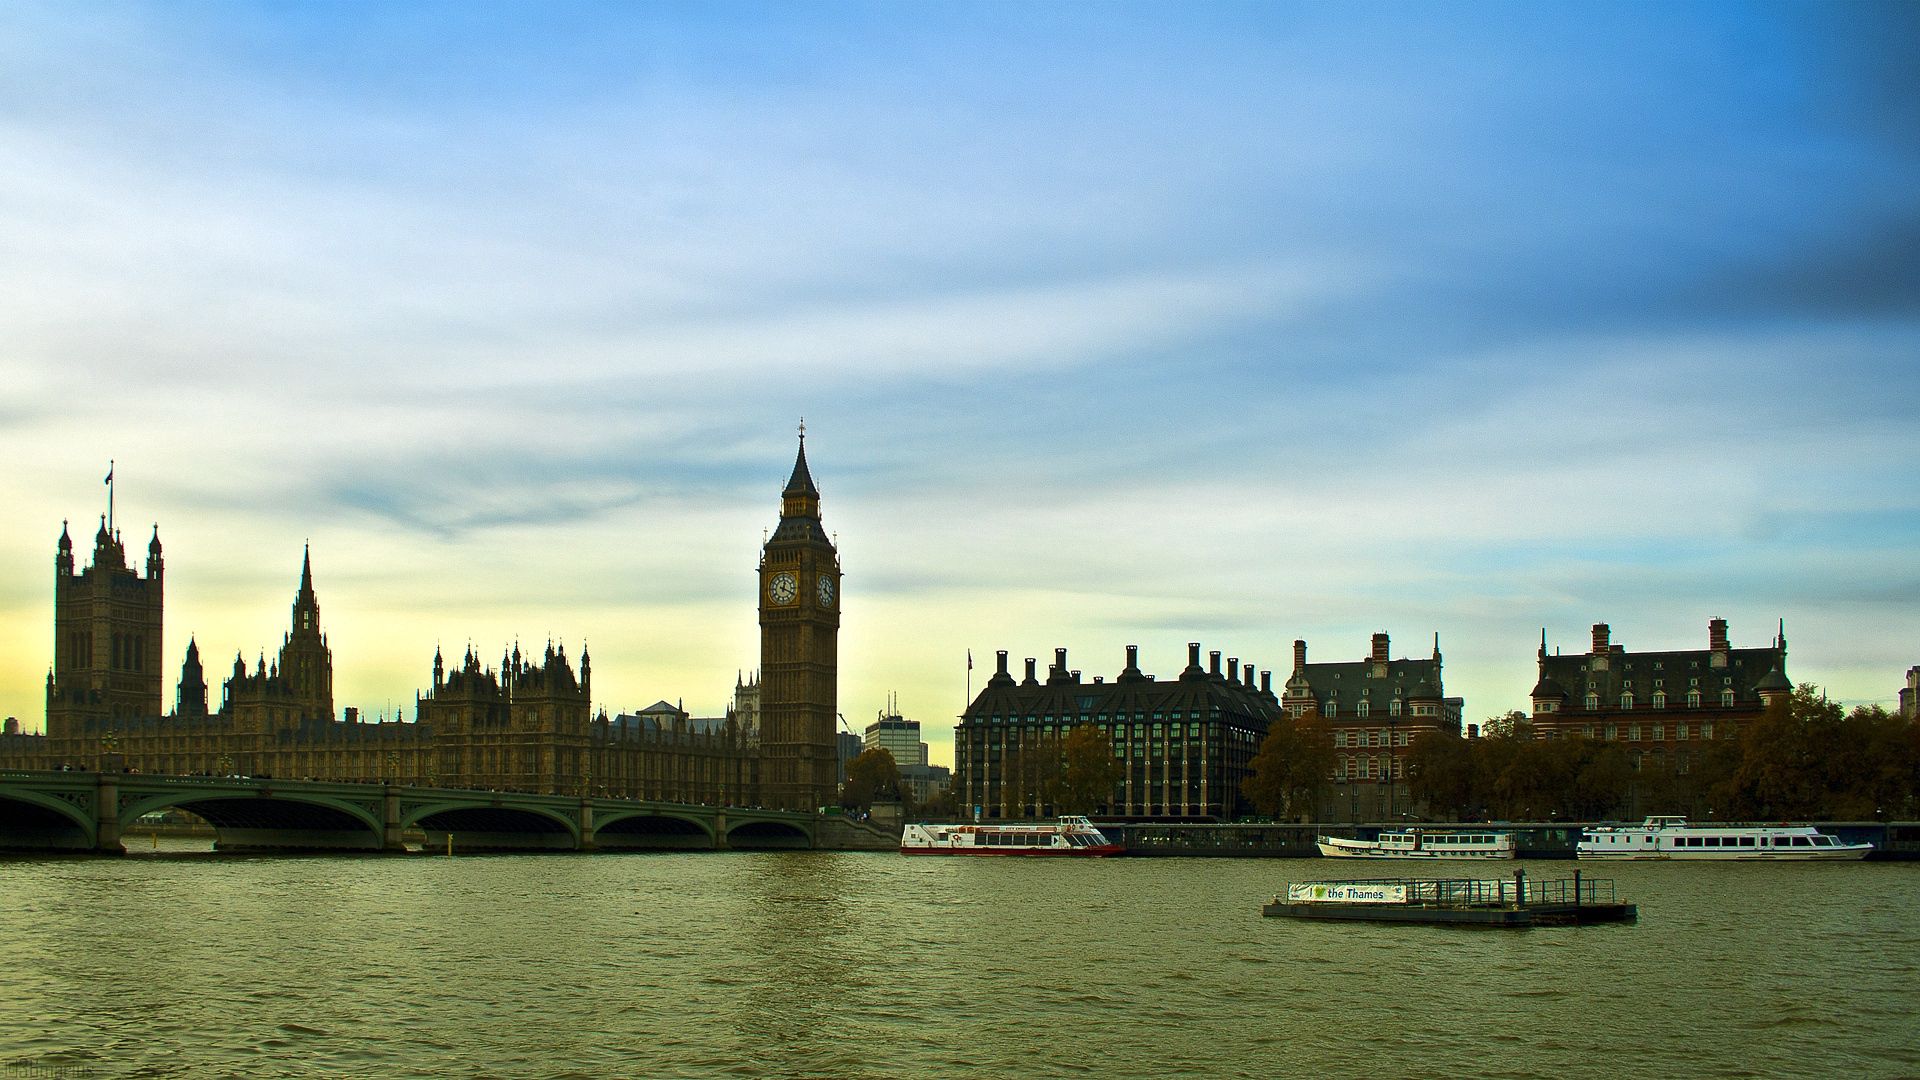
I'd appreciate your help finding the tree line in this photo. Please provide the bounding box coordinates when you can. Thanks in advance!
[1401,684,1918,821]
[850,683,1919,823]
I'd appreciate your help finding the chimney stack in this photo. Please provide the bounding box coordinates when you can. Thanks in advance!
[1228,658,1240,683]
[1188,642,1201,668]
[1261,671,1272,695]
[1055,647,1069,673]
[1710,618,1729,653]
[1591,623,1611,654]
[1125,644,1139,670]
[996,650,1009,676]
[1024,657,1037,683]
[1209,650,1222,676]
[1371,633,1390,663]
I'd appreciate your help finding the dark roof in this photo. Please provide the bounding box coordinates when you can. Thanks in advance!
[1535,645,1786,712]
[963,657,1282,730]
[1289,658,1444,707]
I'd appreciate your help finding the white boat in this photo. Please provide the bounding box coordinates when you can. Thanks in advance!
[1577,816,1873,861]
[900,815,1123,856]
[1315,830,1516,860]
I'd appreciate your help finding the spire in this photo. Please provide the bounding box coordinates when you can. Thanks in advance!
[783,421,819,502]
[58,519,71,552]
[299,543,315,601]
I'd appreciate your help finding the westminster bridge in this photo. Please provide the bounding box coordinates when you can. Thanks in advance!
[0,770,896,854]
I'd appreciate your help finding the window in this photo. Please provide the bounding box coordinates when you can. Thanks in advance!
[1585,693,1599,710]
[1627,724,1639,741]
[1653,691,1666,708]
[1676,723,1689,740]
[1620,692,1634,708]
[1721,690,1734,707]
[1324,700,1336,718]
[1687,690,1701,708]
[1356,700,1371,718]
[1651,724,1664,741]
[1702,722,1715,740]
[1390,699,1403,716]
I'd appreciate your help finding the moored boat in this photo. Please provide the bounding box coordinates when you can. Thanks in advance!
[901,815,1123,856]
[1577,816,1873,860]
[1316,829,1515,860]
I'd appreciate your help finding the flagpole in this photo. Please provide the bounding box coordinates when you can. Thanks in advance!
[105,460,115,535]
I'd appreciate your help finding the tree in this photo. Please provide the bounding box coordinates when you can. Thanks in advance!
[1055,723,1122,814]
[1245,710,1335,820]
[999,731,1063,818]
[840,747,902,812]
[1480,710,1529,740]
[1406,731,1476,820]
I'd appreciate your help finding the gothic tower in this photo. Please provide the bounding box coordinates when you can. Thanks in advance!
[47,512,165,753]
[758,429,841,811]
[278,545,334,722]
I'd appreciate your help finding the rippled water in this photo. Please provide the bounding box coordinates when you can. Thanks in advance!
[3,847,1916,1078]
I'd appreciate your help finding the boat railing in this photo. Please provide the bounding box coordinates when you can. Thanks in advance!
[1291,872,1620,909]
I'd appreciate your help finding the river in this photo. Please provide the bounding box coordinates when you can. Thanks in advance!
[3,847,1915,1078]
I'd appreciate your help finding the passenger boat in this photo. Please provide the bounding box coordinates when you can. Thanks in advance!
[1316,830,1516,860]
[900,815,1123,856]
[1577,816,1873,860]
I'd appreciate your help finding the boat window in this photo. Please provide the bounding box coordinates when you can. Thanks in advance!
[1811,835,1831,846]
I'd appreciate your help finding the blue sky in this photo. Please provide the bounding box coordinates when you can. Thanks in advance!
[3,2,1916,766]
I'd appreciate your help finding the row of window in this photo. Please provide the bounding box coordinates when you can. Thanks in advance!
[1577,721,1715,741]
[1584,690,1735,709]
[1332,729,1409,748]
[1318,699,1437,718]
[1336,755,1404,779]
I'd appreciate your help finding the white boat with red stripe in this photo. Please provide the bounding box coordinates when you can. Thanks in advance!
[901,815,1123,856]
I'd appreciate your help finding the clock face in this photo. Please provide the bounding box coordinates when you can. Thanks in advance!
[816,575,835,608]
[768,571,798,605]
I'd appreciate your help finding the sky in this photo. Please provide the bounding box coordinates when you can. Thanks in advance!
[3,1,1916,768]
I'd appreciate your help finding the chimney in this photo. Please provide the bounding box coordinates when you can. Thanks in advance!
[1188,642,1201,668]
[1591,623,1610,654]
[1023,657,1037,684]
[1228,658,1240,683]
[1293,639,1307,671]
[1209,650,1222,676]
[1125,644,1139,670]
[996,650,1009,676]
[1371,633,1389,663]
[1710,618,1729,653]
[1245,667,1257,689]
[1261,671,1272,695]
[1055,647,1068,673]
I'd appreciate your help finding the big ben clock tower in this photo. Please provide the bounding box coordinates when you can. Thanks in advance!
[759,425,841,812]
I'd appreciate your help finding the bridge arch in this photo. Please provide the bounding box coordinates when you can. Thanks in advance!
[592,807,714,850]
[118,789,385,852]
[726,819,813,850]
[402,798,582,852]
[0,786,97,850]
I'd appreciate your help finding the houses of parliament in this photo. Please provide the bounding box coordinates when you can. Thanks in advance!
[0,437,844,812]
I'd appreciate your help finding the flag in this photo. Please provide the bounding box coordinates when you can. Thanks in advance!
[967,649,973,670]
[104,463,113,485]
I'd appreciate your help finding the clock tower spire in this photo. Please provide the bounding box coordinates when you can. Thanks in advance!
[758,423,841,812]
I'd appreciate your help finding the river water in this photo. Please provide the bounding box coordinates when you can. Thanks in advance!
[2,846,1915,1079]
